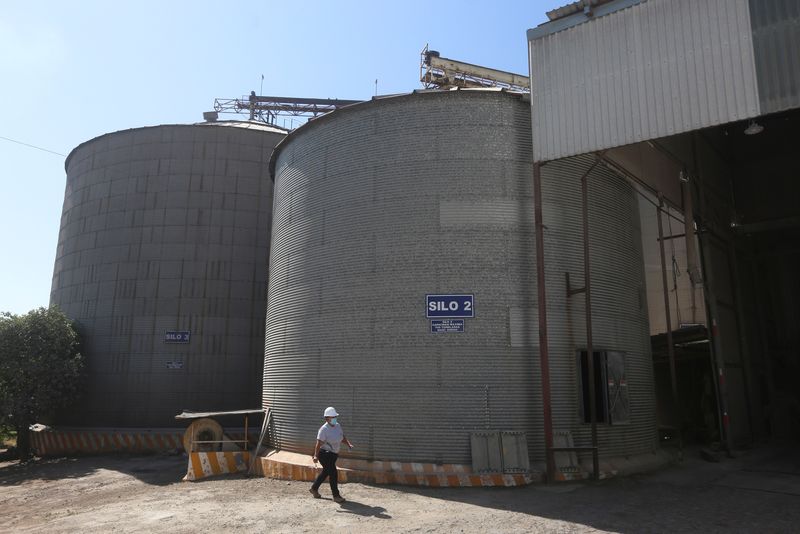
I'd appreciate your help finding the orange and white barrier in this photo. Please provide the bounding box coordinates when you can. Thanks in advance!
[254,449,543,487]
[184,451,251,481]
[29,427,255,456]
[30,428,184,456]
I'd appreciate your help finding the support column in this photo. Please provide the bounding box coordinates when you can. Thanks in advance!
[581,165,600,480]
[657,194,683,458]
[533,162,555,482]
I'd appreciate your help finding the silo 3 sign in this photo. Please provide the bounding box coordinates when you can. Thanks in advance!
[426,294,473,333]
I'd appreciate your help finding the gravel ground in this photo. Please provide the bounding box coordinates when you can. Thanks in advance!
[1,444,798,533]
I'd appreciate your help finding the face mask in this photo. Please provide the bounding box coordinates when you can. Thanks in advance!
[330,417,338,426]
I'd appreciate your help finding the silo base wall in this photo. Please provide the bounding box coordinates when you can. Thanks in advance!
[253,447,675,486]
[255,448,543,487]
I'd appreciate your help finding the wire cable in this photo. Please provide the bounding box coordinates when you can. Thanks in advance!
[0,135,65,157]
[666,204,683,326]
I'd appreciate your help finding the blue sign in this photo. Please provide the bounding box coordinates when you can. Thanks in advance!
[426,294,474,318]
[164,331,190,343]
[431,319,465,333]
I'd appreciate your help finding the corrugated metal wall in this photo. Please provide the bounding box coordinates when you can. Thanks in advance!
[264,91,656,464]
[265,91,539,465]
[528,0,761,162]
[51,123,284,426]
[540,155,658,459]
[749,0,800,114]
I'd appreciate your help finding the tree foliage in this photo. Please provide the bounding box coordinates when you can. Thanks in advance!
[0,306,83,459]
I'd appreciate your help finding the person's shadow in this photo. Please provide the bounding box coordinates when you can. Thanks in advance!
[336,499,391,519]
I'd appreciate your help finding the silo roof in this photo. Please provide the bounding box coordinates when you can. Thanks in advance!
[267,87,527,180]
[64,120,287,170]
[195,120,288,133]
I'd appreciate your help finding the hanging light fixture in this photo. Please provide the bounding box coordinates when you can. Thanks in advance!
[744,120,764,135]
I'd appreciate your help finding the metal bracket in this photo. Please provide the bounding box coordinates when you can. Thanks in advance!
[565,272,586,297]
[247,408,272,475]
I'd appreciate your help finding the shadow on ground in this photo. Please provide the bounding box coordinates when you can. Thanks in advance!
[0,453,186,487]
[1,442,798,532]
[336,498,392,518]
[369,441,800,533]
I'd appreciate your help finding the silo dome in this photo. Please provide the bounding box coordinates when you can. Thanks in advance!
[264,90,656,466]
[51,121,285,427]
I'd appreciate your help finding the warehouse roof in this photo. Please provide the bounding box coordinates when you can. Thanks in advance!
[528,0,643,41]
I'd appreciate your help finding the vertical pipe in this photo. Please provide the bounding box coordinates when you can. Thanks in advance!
[692,134,731,453]
[728,241,756,443]
[533,162,555,482]
[682,180,701,324]
[752,259,776,437]
[581,169,599,481]
[682,181,702,286]
[657,195,682,457]
[699,242,733,454]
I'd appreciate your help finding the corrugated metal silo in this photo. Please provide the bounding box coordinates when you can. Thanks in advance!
[52,121,284,427]
[539,155,658,460]
[265,90,655,465]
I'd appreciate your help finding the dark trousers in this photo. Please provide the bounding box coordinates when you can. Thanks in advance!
[311,449,339,496]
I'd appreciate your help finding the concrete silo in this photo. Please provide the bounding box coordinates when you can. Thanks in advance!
[51,121,284,427]
[264,90,656,468]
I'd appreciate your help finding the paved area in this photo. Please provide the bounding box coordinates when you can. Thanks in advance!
[0,442,798,533]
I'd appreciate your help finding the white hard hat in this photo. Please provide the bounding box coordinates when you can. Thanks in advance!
[323,406,339,417]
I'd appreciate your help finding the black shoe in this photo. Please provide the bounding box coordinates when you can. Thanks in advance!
[310,488,321,498]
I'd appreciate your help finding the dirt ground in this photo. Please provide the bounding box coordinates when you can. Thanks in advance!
[1,444,799,533]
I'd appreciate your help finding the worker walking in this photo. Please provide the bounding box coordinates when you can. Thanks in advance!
[310,406,353,503]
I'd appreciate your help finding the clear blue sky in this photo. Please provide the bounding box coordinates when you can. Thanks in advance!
[0,0,562,315]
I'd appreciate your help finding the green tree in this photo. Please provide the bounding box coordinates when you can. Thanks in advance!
[0,307,83,459]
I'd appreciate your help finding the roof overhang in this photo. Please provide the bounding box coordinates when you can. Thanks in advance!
[527,0,644,41]
[526,0,800,163]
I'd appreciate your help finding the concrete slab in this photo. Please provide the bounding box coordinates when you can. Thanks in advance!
[712,470,800,496]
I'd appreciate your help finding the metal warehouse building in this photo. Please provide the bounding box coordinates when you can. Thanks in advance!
[51,121,284,427]
[528,0,800,476]
[43,0,799,482]
[262,0,800,480]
